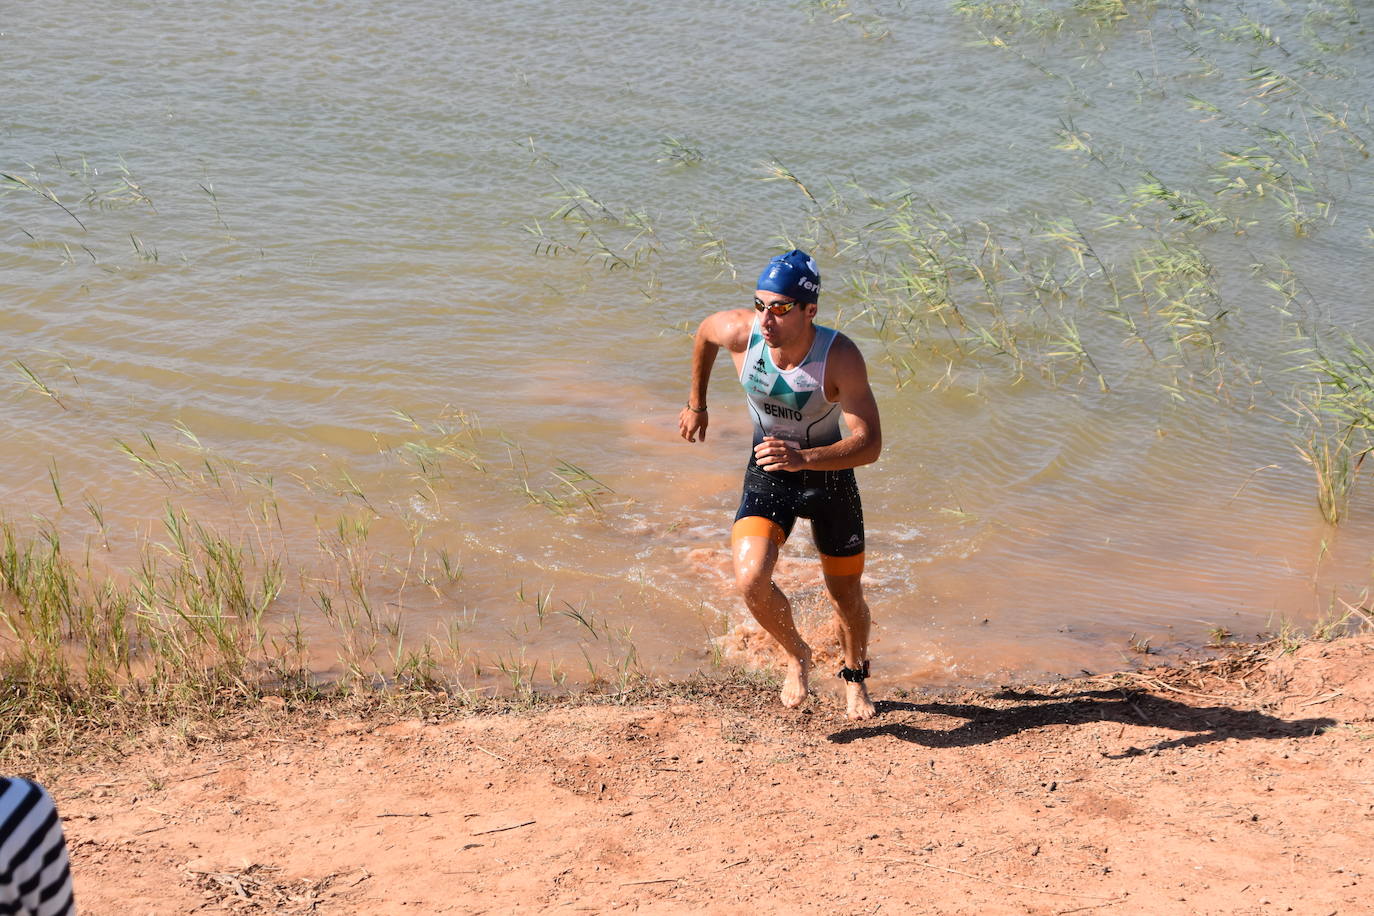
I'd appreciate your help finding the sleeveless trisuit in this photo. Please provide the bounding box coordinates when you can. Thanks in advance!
[733,317,865,566]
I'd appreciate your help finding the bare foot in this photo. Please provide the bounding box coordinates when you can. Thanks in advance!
[780,653,811,708]
[846,681,877,720]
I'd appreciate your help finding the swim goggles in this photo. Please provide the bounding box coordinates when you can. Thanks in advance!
[753,296,800,316]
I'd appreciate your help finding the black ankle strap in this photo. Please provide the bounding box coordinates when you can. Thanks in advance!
[837,660,870,683]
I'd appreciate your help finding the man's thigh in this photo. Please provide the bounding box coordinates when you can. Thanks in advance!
[731,520,783,590]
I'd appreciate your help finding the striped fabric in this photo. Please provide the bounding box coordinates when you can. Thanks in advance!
[0,778,75,916]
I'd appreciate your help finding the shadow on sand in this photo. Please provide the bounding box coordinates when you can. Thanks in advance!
[828,688,1336,755]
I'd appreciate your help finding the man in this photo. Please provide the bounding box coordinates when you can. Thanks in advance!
[678,250,882,720]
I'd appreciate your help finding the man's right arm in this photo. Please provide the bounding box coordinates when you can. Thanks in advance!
[678,308,752,443]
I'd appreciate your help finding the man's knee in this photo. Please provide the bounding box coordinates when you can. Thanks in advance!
[823,571,867,615]
[734,567,772,604]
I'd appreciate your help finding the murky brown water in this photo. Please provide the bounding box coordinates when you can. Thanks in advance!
[4,0,1372,688]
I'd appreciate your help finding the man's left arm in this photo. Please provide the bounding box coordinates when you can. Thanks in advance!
[753,336,882,473]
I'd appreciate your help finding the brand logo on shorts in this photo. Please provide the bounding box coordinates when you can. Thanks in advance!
[844,535,863,549]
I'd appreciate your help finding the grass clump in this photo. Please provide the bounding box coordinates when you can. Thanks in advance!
[1292,333,1374,523]
[0,426,644,769]
[0,514,291,737]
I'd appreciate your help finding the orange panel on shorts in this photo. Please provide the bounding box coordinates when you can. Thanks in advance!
[731,516,786,546]
[820,552,864,576]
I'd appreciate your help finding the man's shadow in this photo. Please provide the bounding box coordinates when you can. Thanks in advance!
[830,688,1336,755]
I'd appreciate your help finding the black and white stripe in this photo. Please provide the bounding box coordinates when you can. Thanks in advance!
[0,778,75,916]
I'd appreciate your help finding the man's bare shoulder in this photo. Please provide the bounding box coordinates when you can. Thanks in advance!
[701,308,756,352]
[827,331,871,376]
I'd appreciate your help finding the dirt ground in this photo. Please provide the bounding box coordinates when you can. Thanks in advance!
[42,635,1374,915]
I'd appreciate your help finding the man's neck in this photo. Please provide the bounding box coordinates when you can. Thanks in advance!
[770,324,817,371]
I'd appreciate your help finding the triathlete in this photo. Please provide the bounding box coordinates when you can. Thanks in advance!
[678,250,882,720]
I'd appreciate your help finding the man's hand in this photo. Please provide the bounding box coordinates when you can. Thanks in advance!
[754,436,804,472]
[679,406,709,442]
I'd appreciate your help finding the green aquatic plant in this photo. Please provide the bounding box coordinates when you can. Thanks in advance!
[759,158,819,206]
[799,0,893,40]
[1131,239,1224,351]
[0,167,87,231]
[129,233,159,262]
[1046,318,1109,391]
[522,171,662,273]
[76,156,156,212]
[975,31,1089,103]
[1295,425,1365,525]
[1239,64,1371,158]
[436,547,463,586]
[506,439,615,519]
[393,408,485,478]
[688,214,738,280]
[115,432,191,489]
[1052,119,1112,171]
[952,0,1066,34]
[1291,332,1374,523]
[656,135,704,167]
[516,582,554,625]
[1298,1,1362,55]
[0,505,287,711]
[1130,171,1234,231]
[11,361,68,411]
[137,506,283,695]
[198,177,231,233]
[1206,626,1233,647]
[1208,147,1330,238]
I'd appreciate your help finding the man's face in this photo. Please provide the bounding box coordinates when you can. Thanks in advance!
[754,291,814,347]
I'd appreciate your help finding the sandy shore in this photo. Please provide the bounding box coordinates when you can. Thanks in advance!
[37,635,1374,915]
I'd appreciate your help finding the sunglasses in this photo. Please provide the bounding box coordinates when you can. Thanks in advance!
[753,296,800,316]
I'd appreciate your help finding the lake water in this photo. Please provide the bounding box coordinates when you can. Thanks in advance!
[4,0,1373,689]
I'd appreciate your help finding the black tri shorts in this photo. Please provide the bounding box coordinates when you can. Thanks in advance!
[733,461,865,558]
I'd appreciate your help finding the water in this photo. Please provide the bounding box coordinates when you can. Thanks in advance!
[4,1,1372,688]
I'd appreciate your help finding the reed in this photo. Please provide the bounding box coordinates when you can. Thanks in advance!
[522,161,664,275]
[967,28,1089,104]
[799,0,893,41]
[1265,591,1374,655]
[0,410,641,756]
[198,172,232,234]
[0,508,279,719]
[656,135,704,168]
[129,233,159,263]
[0,167,87,231]
[688,214,738,280]
[11,361,68,411]
[1293,332,1374,523]
[1130,171,1234,232]
[1295,427,1365,525]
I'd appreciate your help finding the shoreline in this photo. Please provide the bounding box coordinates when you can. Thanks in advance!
[23,632,1374,914]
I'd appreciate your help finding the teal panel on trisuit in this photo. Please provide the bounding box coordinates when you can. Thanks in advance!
[767,375,814,411]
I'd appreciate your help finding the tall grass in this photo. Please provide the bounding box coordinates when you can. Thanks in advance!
[0,405,646,758]
[1293,333,1374,523]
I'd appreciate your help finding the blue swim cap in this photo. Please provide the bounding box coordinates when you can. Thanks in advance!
[756,250,821,304]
